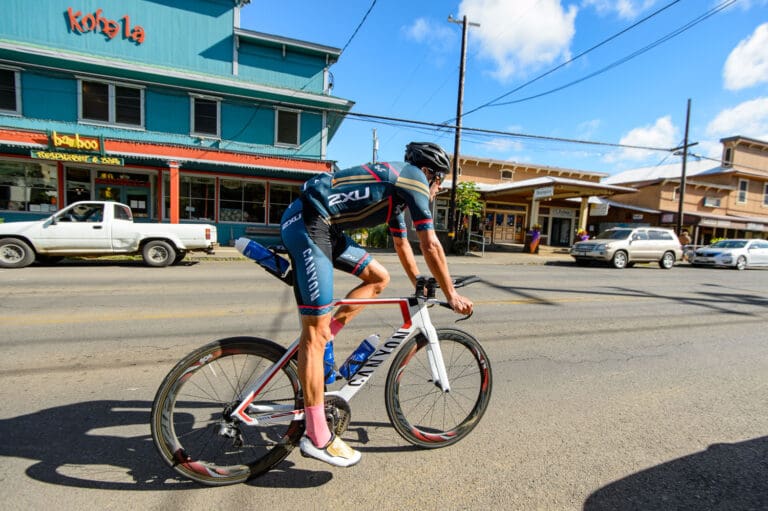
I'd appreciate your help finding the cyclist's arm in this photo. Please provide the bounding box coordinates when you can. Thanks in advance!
[416,229,473,315]
[392,236,420,286]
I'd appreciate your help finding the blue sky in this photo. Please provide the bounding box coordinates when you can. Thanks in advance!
[240,0,768,176]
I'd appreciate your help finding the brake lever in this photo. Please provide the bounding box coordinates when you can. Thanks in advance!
[455,310,473,322]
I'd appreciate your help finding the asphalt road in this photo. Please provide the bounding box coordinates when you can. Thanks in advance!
[0,256,766,510]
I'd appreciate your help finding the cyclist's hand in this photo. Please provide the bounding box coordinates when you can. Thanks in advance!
[448,294,473,315]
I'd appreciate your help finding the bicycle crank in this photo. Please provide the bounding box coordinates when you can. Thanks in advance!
[325,395,351,437]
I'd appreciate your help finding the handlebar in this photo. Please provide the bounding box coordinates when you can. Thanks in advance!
[414,275,479,322]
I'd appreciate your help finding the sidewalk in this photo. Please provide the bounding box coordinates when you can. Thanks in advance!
[188,244,574,266]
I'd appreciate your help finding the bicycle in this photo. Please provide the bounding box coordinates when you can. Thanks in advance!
[150,247,492,486]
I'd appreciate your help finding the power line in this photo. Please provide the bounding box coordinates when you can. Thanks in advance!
[487,0,737,108]
[458,0,683,119]
[341,110,676,153]
[340,0,377,55]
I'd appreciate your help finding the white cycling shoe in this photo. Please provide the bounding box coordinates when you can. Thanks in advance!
[299,434,361,468]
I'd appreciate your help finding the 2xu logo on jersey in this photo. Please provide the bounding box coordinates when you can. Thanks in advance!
[328,187,370,207]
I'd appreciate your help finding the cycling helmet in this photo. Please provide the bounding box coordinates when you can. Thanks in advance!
[404,142,451,176]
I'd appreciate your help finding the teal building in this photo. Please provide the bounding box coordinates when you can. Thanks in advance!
[0,0,353,244]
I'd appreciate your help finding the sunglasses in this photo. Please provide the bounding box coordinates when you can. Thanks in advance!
[429,171,445,186]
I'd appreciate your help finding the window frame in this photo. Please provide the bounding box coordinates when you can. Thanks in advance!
[77,77,145,128]
[763,182,768,207]
[190,94,221,138]
[737,178,748,204]
[0,66,21,115]
[274,107,300,147]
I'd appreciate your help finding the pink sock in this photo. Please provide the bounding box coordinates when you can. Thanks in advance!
[330,318,344,337]
[305,404,332,447]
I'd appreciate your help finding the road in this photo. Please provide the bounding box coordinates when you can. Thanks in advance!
[1,257,766,510]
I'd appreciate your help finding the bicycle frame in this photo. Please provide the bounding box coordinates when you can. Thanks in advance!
[231,294,449,427]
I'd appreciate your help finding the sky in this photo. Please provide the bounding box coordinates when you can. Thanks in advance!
[240,0,768,176]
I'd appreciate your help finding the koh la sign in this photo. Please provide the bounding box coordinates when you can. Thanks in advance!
[66,7,145,44]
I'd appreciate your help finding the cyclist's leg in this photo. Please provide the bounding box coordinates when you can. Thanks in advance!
[329,233,390,329]
[281,202,361,466]
[281,200,334,440]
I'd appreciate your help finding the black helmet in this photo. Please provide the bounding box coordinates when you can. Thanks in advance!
[404,142,451,175]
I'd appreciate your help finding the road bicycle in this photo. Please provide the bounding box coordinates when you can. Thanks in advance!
[150,249,492,486]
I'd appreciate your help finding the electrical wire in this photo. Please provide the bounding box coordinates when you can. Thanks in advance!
[457,0,683,120]
[340,0,378,55]
[487,0,737,108]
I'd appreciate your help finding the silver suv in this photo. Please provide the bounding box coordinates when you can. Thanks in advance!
[570,227,682,269]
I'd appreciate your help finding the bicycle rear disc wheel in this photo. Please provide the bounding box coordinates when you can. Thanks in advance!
[151,337,302,486]
[385,328,492,448]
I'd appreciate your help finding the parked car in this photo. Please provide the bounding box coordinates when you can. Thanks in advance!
[570,227,682,269]
[690,239,768,270]
[0,201,217,268]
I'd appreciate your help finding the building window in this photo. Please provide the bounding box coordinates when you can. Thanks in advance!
[434,199,449,230]
[0,160,58,212]
[79,79,143,127]
[737,179,748,204]
[275,108,300,146]
[763,183,768,207]
[220,179,265,223]
[723,147,733,167]
[191,96,220,137]
[0,67,21,114]
[268,182,300,224]
[163,174,216,221]
[500,169,514,182]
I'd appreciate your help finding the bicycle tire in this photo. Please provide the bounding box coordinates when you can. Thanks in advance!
[151,336,303,486]
[384,328,492,448]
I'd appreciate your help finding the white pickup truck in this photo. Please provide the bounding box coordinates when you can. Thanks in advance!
[0,201,217,268]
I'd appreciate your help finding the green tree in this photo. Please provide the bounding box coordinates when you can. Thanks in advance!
[452,181,483,254]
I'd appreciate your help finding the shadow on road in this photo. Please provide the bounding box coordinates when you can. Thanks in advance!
[584,436,768,510]
[0,400,330,490]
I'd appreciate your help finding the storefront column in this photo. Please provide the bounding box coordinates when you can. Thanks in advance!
[529,199,540,228]
[168,160,180,224]
[578,197,590,230]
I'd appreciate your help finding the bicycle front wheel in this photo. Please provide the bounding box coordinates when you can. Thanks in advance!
[151,337,302,486]
[385,328,492,448]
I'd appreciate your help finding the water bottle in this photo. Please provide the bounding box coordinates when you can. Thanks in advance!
[339,334,380,380]
[323,340,337,384]
[235,237,290,276]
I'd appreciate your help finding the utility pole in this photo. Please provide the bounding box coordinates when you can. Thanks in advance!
[676,99,692,236]
[372,128,378,163]
[447,14,479,239]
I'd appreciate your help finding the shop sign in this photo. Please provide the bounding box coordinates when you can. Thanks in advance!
[533,186,554,199]
[552,208,573,218]
[590,203,609,216]
[30,150,123,166]
[66,7,145,44]
[633,214,644,221]
[51,131,101,153]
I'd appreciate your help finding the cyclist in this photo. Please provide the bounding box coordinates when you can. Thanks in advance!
[280,141,473,467]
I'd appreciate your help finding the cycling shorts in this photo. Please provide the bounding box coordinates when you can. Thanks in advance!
[280,198,372,316]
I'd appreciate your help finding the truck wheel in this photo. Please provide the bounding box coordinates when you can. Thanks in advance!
[142,240,176,267]
[0,238,36,268]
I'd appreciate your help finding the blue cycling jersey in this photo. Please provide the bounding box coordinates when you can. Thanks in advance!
[281,161,434,315]
[301,161,434,237]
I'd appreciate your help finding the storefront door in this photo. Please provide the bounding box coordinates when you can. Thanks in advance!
[551,217,572,246]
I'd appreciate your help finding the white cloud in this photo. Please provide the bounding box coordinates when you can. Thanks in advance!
[458,0,577,81]
[723,22,768,91]
[402,17,454,47]
[705,97,768,141]
[604,116,678,163]
[582,0,659,20]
